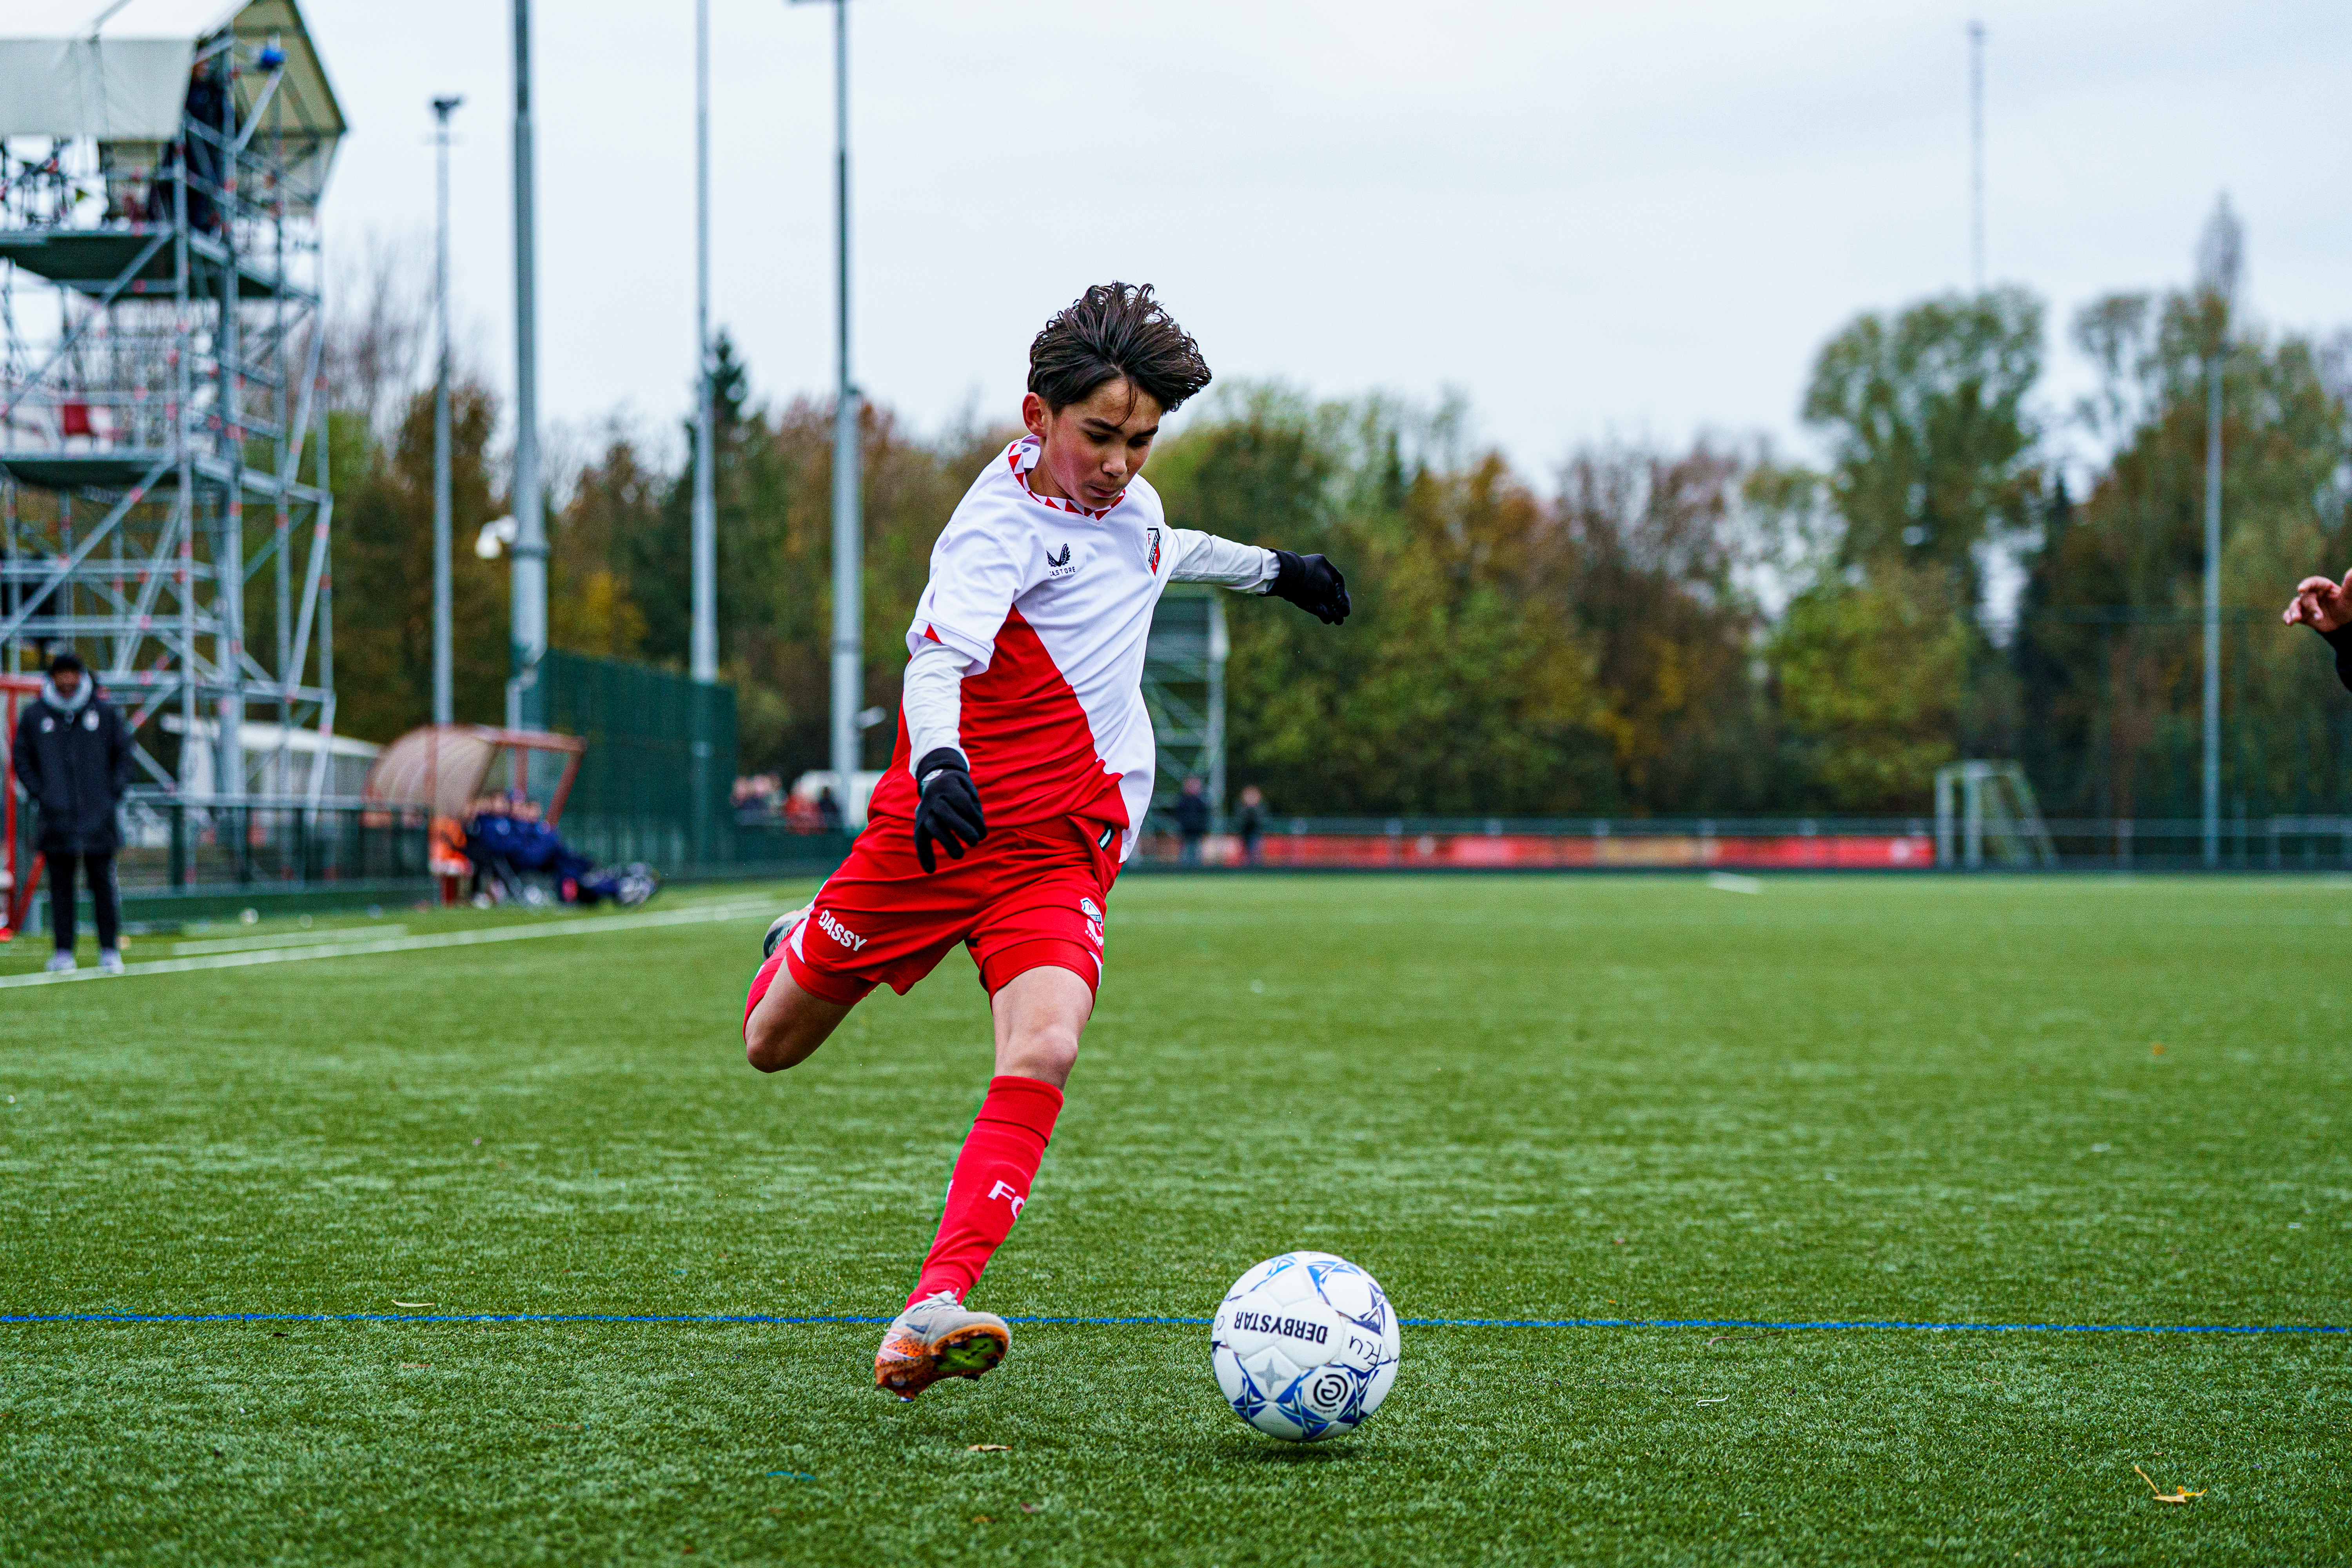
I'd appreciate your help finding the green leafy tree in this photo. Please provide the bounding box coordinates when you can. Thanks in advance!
[550,431,660,660]
[2015,284,2352,817]
[1802,287,2044,602]
[1769,561,1971,811]
[328,385,511,742]
[1559,443,1774,811]
[1155,388,1613,816]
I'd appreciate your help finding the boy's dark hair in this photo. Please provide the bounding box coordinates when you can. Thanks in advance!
[1028,283,1212,415]
[48,649,85,676]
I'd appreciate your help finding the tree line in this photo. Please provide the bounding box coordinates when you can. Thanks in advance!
[321,243,2350,820]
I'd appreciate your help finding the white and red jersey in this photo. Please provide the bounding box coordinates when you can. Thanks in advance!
[867,436,1269,862]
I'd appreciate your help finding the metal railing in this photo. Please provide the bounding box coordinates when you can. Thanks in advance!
[3,794,430,897]
[1131,813,2352,871]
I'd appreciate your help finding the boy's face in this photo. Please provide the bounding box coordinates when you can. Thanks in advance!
[1022,377,1163,511]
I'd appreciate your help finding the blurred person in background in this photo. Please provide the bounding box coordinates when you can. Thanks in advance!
[1236,784,1266,865]
[11,650,132,974]
[1174,775,1210,865]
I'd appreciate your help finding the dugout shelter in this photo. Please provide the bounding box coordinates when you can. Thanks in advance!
[362,725,584,826]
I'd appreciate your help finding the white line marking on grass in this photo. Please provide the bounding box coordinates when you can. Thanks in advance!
[0,900,778,991]
[1705,872,1764,895]
[173,925,410,956]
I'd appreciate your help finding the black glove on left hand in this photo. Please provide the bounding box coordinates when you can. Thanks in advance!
[911,747,986,873]
[1268,549,1350,624]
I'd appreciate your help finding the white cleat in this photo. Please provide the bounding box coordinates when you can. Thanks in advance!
[98,949,125,975]
[874,1290,1011,1399]
[44,951,76,975]
[762,903,813,961]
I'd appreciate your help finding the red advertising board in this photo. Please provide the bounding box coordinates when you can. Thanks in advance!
[1155,831,1933,871]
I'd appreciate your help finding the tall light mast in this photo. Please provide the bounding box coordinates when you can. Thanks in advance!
[1967,20,1985,292]
[430,93,462,729]
[792,0,862,809]
[2197,197,2239,868]
[691,0,717,687]
[508,0,546,728]
[690,0,719,859]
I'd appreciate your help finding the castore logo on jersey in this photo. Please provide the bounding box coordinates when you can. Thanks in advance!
[1046,543,1076,580]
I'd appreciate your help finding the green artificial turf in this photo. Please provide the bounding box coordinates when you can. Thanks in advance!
[1,874,2346,1565]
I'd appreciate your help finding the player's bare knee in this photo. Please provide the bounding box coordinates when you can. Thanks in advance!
[1002,1021,1081,1083]
[744,1014,805,1073]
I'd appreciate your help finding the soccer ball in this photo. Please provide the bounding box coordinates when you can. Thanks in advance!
[1210,1251,1400,1441]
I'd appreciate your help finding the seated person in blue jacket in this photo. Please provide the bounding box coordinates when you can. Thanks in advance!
[465,792,655,907]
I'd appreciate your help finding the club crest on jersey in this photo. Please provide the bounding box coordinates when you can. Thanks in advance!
[1079,897,1103,923]
[1145,526,1161,573]
[1046,542,1077,580]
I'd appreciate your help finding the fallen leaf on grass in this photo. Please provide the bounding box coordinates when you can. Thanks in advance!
[2134,1464,2205,1504]
[1020,1504,1042,1514]
[1695,1397,1730,1405]
[399,1363,430,1369]
[392,1300,435,1308]
[971,1515,993,1524]
[967,1443,1013,1452]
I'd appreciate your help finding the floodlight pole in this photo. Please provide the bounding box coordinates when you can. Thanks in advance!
[507,0,547,730]
[431,93,462,730]
[794,0,862,808]
[1967,20,1985,293]
[2201,336,2224,868]
[2196,197,2237,870]
[689,0,719,862]
[691,0,717,688]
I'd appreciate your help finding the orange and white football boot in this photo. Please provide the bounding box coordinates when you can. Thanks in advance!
[874,1291,1011,1399]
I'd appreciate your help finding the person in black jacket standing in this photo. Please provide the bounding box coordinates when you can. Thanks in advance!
[12,651,133,974]
[1172,775,1212,866]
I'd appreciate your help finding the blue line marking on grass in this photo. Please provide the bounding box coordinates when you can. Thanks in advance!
[2,1311,2343,1335]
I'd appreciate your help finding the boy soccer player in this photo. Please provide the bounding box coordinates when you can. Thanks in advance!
[740,283,1350,1398]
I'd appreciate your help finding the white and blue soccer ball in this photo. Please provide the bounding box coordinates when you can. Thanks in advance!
[1210,1251,1400,1441]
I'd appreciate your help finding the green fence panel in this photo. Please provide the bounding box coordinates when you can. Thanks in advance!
[523,650,737,872]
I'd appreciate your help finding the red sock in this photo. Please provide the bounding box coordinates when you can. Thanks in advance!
[911,1075,1064,1306]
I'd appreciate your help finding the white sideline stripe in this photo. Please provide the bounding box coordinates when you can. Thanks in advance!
[0,901,777,991]
[174,925,410,956]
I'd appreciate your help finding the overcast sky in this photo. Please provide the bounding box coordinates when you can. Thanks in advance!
[303,0,2347,479]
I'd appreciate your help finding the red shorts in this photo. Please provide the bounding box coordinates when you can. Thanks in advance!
[770,813,1121,1008]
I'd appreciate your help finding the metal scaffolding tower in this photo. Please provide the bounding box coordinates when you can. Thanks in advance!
[1141,588,1228,824]
[0,2,344,817]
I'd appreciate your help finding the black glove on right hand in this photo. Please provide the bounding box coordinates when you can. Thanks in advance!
[1269,549,1351,624]
[911,747,985,873]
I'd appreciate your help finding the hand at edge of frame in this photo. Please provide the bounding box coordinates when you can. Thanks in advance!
[2284,572,2352,634]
